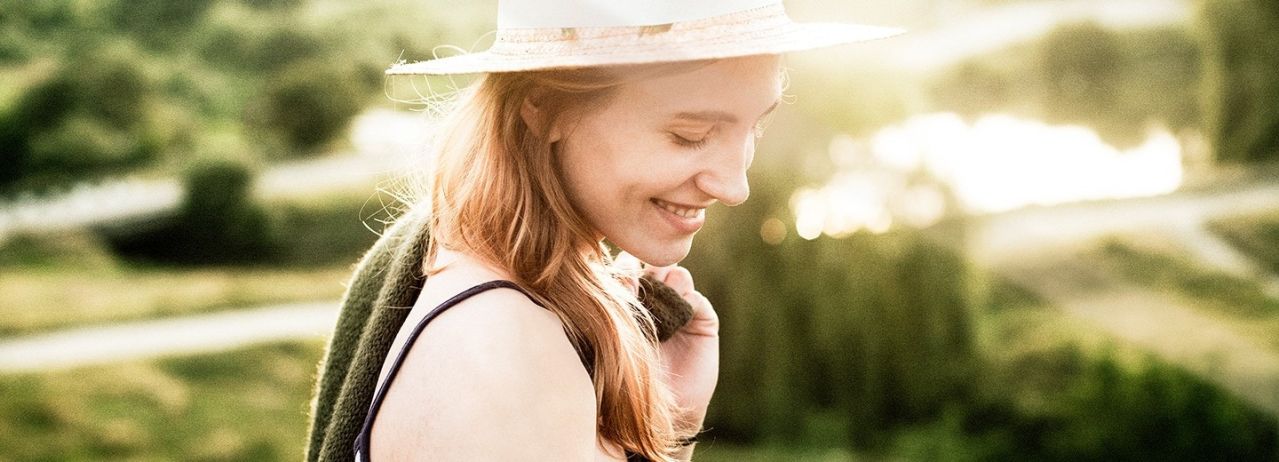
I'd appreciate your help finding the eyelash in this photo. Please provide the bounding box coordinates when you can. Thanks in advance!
[670,119,770,150]
[671,134,711,150]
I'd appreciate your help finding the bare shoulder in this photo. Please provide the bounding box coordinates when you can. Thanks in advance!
[370,279,596,461]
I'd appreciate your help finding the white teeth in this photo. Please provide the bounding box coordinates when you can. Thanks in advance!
[655,200,704,219]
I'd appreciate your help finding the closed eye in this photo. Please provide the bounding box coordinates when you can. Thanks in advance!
[670,132,711,150]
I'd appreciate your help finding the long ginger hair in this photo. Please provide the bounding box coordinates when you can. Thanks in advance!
[415,61,714,460]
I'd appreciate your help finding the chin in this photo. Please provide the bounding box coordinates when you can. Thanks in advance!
[625,238,694,267]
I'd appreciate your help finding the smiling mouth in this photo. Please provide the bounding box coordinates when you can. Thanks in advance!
[651,198,706,219]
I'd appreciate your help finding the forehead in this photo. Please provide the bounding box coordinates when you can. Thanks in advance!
[606,55,783,118]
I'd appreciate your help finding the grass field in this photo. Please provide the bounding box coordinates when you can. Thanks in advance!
[1085,235,1279,351]
[0,257,353,337]
[1210,209,1279,275]
[0,339,872,462]
[2,264,1275,460]
[0,191,379,337]
[1092,237,1279,319]
[0,340,325,462]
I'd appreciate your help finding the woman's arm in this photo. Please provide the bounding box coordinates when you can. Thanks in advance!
[371,288,598,461]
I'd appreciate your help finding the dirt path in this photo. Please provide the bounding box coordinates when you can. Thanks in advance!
[0,301,338,374]
[968,181,1279,266]
[972,181,1279,414]
[0,109,418,243]
[999,256,1279,414]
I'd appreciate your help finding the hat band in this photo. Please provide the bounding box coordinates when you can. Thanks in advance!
[491,3,792,53]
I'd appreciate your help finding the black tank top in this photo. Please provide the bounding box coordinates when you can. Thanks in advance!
[352,280,649,461]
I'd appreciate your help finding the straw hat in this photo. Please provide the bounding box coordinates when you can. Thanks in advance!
[386,0,903,75]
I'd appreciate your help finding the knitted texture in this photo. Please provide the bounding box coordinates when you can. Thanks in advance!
[303,207,694,461]
[638,275,697,342]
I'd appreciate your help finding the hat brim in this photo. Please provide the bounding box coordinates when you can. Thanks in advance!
[386,23,904,75]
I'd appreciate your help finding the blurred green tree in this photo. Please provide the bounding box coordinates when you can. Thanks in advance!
[929,22,1200,149]
[1040,22,1125,125]
[245,59,369,155]
[106,0,218,51]
[177,158,276,262]
[0,0,413,194]
[241,0,306,10]
[683,164,980,449]
[0,44,158,192]
[199,21,327,73]
[895,344,1279,461]
[1198,0,1279,163]
[107,158,277,264]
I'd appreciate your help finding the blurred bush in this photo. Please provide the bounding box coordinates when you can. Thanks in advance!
[105,158,380,267]
[178,158,276,261]
[691,229,979,448]
[1198,0,1279,163]
[268,195,382,267]
[896,345,1279,461]
[106,0,219,51]
[683,163,979,448]
[1,44,161,192]
[1039,23,1125,133]
[1209,210,1279,275]
[109,158,278,265]
[244,60,371,156]
[199,21,326,74]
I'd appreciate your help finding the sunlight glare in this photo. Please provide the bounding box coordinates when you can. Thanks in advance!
[793,113,1184,238]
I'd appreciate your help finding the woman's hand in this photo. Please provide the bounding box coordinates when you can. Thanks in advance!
[616,253,720,432]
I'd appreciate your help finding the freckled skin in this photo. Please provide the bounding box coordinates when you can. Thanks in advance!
[553,55,784,266]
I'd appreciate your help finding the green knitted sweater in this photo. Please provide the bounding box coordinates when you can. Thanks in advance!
[303,206,694,461]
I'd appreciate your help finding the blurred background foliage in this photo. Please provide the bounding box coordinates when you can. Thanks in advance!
[2,0,1279,460]
[928,22,1201,148]
[1197,0,1279,164]
[0,0,487,195]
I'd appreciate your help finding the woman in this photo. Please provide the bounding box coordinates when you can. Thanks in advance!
[304,1,900,461]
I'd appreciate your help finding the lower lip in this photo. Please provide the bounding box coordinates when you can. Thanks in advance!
[651,200,705,234]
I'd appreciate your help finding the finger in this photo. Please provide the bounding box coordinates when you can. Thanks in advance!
[691,292,717,321]
[661,266,695,297]
[676,290,719,336]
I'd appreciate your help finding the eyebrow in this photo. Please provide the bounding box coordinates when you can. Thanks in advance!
[671,98,782,124]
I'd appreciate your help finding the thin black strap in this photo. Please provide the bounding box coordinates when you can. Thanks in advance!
[354,280,539,461]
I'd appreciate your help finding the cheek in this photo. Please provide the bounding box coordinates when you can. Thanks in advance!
[557,138,633,219]
[560,122,695,210]
[574,138,654,192]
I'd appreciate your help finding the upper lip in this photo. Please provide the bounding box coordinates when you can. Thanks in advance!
[654,198,712,209]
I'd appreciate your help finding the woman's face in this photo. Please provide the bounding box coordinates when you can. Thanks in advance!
[550,55,783,266]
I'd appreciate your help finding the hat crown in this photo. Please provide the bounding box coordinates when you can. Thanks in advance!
[497,0,781,28]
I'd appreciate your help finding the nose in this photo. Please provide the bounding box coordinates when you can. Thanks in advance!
[694,134,754,206]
